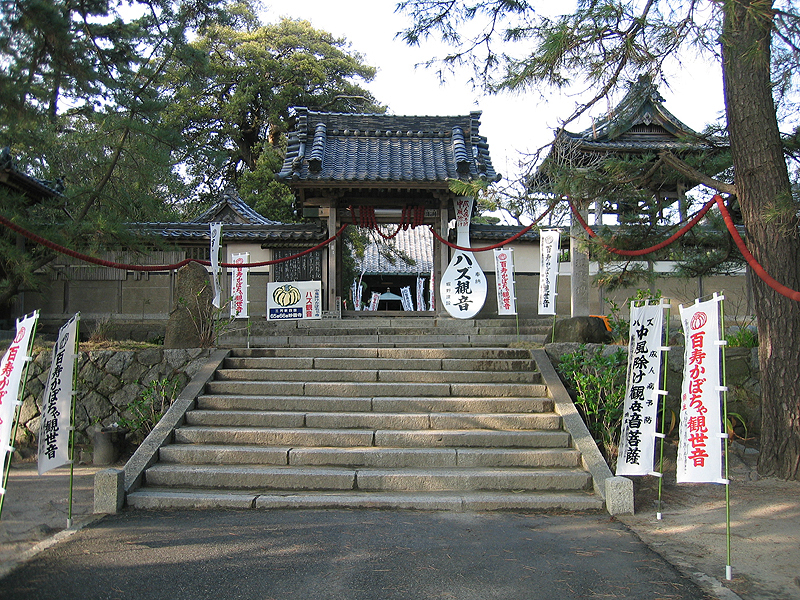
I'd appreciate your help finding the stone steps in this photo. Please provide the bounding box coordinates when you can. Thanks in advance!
[125,328,604,512]
[203,380,549,398]
[139,464,592,493]
[126,490,602,512]
[213,368,542,384]
[184,409,563,430]
[219,316,552,348]
[195,395,554,413]
[156,445,582,468]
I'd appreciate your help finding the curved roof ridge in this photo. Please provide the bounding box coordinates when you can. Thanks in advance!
[189,188,281,225]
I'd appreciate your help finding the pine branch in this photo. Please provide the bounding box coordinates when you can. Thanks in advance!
[658,151,738,195]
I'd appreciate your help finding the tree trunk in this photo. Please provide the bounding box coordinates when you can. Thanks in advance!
[722,0,800,479]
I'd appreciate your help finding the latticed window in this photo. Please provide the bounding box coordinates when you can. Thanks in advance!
[185,245,211,261]
[272,248,322,282]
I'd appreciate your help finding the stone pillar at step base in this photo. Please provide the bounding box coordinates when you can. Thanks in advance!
[94,468,124,514]
[550,316,612,344]
[605,476,634,515]
[164,261,214,349]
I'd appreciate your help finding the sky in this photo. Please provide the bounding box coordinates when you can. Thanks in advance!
[264,0,727,207]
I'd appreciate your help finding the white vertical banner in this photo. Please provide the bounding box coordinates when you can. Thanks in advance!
[38,313,79,475]
[440,197,487,319]
[0,311,38,492]
[351,280,361,311]
[429,267,435,312]
[616,302,665,476]
[538,230,560,315]
[493,247,517,316]
[210,223,222,308]
[368,291,381,311]
[416,276,427,312]
[229,252,249,319]
[677,295,727,484]
[400,286,414,311]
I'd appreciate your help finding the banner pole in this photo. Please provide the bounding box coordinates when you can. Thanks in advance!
[0,313,39,521]
[656,300,671,520]
[719,297,733,580]
[67,314,80,529]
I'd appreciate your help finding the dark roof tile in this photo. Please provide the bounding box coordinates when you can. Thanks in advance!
[277,108,501,185]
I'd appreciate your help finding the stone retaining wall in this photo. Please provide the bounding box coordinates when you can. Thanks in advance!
[17,347,213,452]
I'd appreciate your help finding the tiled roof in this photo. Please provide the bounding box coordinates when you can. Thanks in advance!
[532,76,728,193]
[277,108,501,185]
[132,222,327,244]
[0,147,65,199]
[356,226,433,275]
[189,188,280,225]
[568,75,705,145]
[468,224,545,243]
[131,189,327,245]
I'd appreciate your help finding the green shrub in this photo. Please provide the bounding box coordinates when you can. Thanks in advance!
[118,377,182,441]
[557,345,628,464]
[726,326,758,348]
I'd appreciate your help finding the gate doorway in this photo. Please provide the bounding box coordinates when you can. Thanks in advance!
[345,223,434,313]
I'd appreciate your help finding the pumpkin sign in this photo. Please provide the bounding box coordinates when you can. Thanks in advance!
[273,284,301,307]
[267,281,322,320]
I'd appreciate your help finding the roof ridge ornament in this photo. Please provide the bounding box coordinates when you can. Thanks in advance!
[451,127,471,174]
[309,123,327,173]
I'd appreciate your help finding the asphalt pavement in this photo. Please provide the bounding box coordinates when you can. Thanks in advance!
[0,506,712,600]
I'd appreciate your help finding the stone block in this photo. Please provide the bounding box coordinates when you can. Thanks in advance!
[605,476,634,515]
[136,347,163,366]
[551,317,612,344]
[79,361,105,387]
[104,351,135,377]
[96,373,122,397]
[110,383,141,409]
[94,468,125,514]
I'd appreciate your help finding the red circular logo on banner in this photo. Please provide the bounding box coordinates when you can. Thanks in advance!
[690,312,708,330]
[13,326,25,343]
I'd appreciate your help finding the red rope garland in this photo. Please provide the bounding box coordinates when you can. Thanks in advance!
[349,204,426,240]
[569,193,800,302]
[430,200,558,252]
[0,213,348,271]
[13,193,798,304]
[567,196,717,256]
[714,195,800,301]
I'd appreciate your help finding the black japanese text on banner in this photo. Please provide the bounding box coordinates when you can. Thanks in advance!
[440,197,487,319]
[230,252,249,319]
[616,302,665,476]
[538,230,559,315]
[677,295,726,484]
[210,223,222,308]
[38,313,79,474]
[0,311,38,492]
[493,247,517,316]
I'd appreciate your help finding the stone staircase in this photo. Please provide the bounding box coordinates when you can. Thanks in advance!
[123,318,606,512]
[218,315,552,348]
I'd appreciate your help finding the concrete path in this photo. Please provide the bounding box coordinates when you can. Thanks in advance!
[0,461,102,573]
